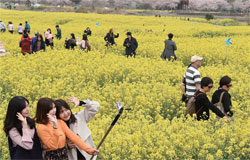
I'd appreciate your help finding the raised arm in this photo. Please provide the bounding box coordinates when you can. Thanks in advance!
[67,96,100,123]
[59,120,98,155]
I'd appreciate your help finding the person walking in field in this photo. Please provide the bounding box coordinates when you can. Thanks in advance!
[0,21,6,32]
[32,34,45,53]
[123,32,138,58]
[212,76,233,117]
[65,33,76,50]
[183,55,202,98]
[45,28,54,49]
[76,34,91,52]
[104,28,119,47]
[25,21,30,33]
[19,33,32,55]
[195,77,229,121]
[17,23,23,35]
[55,25,62,40]
[7,22,14,34]
[84,27,92,36]
[161,33,177,61]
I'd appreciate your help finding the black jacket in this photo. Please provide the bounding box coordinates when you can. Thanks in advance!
[32,40,45,53]
[212,88,233,117]
[84,29,92,36]
[65,38,76,49]
[195,90,225,120]
[104,33,119,45]
[123,37,138,55]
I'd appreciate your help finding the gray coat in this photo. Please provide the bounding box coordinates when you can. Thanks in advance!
[68,99,100,160]
[161,39,177,60]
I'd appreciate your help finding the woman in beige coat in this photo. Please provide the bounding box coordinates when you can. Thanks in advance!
[55,96,100,160]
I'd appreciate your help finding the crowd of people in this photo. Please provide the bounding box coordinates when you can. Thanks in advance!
[0,20,140,57]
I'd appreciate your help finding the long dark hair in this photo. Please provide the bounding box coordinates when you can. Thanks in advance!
[4,96,35,136]
[35,97,55,124]
[55,99,76,124]
[37,34,44,42]
[70,33,75,40]
[109,28,114,37]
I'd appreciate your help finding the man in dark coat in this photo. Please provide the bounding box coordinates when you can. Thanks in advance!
[123,32,138,58]
[161,33,177,61]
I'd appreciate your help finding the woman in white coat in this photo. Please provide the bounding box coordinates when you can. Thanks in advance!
[55,96,99,160]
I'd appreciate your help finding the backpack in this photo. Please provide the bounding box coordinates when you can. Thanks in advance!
[186,92,205,116]
[214,92,225,116]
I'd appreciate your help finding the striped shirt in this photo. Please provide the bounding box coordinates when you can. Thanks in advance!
[184,65,201,97]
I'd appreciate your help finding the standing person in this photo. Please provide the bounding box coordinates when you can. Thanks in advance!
[84,27,92,36]
[55,25,62,40]
[55,96,100,160]
[31,32,39,52]
[19,33,32,55]
[76,34,91,52]
[104,28,119,47]
[0,21,6,32]
[123,32,138,58]
[161,33,177,61]
[195,77,229,121]
[44,28,53,49]
[32,34,45,53]
[3,96,43,159]
[25,21,30,33]
[212,76,233,117]
[35,98,99,160]
[17,23,23,35]
[184,55,203,98]
[180,64,192,103]
[65,33,76,50]
[7,22,14,34]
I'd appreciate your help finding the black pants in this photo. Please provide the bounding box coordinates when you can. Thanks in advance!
[167,54,177,61]
[126,51,136,58]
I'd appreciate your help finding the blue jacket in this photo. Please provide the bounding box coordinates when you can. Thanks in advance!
[25,23,30,31]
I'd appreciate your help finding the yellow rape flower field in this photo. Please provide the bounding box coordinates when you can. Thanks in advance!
[1,9,250,159]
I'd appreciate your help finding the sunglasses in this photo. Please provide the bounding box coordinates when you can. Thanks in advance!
[227,84,232,87]
[208,85,213,89]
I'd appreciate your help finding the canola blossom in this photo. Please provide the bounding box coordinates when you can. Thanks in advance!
[0,9,250,159]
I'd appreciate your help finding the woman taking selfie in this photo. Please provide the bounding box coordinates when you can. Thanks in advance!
[55,96,99,160]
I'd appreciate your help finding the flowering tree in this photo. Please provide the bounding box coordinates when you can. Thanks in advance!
[189,0,231,11]
[155,0,181,9]
[232,0,250,12]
